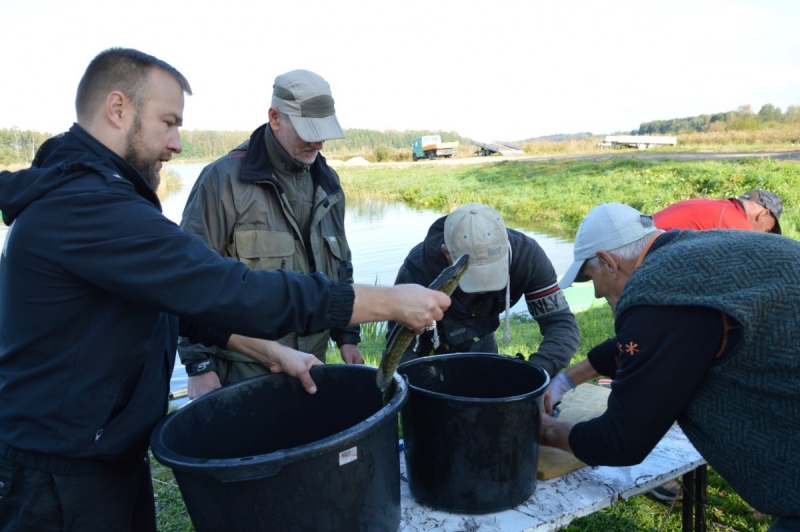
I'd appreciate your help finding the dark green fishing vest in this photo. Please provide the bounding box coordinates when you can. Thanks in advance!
[617,230,800,516]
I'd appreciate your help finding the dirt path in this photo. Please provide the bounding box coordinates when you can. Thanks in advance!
[346,149,800,169]
[515,149,800,163]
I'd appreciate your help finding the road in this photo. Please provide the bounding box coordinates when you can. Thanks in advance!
[516,149,800,163]
[338,149,800,168]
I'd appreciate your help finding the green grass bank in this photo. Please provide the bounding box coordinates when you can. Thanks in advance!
[337,156,800,240]
[153,156,786,531]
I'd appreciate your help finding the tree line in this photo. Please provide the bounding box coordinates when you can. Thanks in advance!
[0,126,468,166]
[524,132,596,143]
[0,128,53,166]
[3,105,798,166]
[637,104,800,135]
[322,129,466,154]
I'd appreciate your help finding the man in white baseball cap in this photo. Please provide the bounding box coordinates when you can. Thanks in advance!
[542,202,800,529]
[558,202,661,292]
[389,203,580,378]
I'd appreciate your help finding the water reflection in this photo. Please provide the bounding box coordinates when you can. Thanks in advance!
[346,197,395,219]
[345,200,441,286]
[156,169,185,204]
[160,163,206,224]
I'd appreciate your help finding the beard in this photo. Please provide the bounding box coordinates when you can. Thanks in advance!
[124,116,161,190]
[295,149,319,165]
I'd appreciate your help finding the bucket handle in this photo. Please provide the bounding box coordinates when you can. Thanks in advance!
[210,454,287,483]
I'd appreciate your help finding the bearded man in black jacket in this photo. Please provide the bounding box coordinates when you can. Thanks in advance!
[0,47,450,531]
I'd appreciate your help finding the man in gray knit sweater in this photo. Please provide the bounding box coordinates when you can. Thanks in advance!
[544,202,799,532]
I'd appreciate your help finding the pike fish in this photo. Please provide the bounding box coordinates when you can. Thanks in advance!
[376,253,470,404]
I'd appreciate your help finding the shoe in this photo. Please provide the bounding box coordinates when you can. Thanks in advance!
[647,480,683,502]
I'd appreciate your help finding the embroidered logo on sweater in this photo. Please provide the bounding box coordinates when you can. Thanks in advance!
[616,340,640,360]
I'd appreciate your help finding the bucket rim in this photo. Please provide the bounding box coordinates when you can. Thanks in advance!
[397,352,550,403]
[150,365,407,481]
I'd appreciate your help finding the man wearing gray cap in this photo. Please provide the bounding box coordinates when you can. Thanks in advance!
[541,202,799,531]
[179,69,363,399]
[654,189,783,234]
[389,203,580,378]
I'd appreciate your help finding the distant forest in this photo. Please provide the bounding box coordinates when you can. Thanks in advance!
[2,103,798,166]
[0,127,467,166]
[525,132,596,142]
[164,128,470,160]
[636,104,800,135]
[525,104,800,142]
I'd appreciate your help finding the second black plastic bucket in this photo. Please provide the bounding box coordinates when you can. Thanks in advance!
[397,353,549,513]
[150,365,407,532]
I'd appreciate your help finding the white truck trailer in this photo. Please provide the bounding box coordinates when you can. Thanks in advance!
[598,135,677,150]
[470,139,525,156]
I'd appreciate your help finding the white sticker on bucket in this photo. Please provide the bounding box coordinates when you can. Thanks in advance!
[339,447,358,466]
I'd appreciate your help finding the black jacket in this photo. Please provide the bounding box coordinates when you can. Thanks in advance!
[0,124,353,464]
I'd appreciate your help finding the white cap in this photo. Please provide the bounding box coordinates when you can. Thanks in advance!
[558,202,659,289]
[444,203,509,293]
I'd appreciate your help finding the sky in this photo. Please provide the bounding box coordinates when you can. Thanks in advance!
[2,0,800,142]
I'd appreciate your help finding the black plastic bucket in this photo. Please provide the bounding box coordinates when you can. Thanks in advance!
[397,353,549,513]
[150,365,407,532]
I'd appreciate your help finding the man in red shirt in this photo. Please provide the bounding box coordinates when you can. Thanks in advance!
[653,189,783,233]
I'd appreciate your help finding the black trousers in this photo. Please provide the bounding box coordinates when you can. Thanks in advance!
[0,454,156,532]
[769,516,800,532]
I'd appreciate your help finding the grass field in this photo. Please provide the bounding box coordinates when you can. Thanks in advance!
[336,156,800,240]
[152,154,790,531]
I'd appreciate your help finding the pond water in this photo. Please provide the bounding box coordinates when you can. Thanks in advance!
[162,163,584,395]
[1,162,587,398]
[162,163,576,290]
